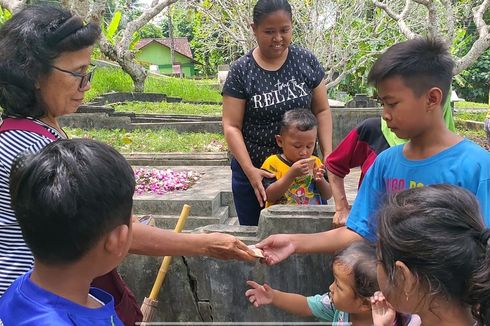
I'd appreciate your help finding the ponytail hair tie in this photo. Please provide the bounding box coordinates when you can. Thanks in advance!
[480,228,490,246]
[46,16,84,46]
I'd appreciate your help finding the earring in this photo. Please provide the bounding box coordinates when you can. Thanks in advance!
[405,291,409,301]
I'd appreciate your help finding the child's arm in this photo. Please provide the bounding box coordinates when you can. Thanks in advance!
[245,281,312,317]
[325,119,380,226]
[130,222,256,260]
[314,164,332,200]
[265,159,312,203]
[327,170,350,226]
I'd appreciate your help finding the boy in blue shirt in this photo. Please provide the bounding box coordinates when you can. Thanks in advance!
[256,37,490,263]
[0,139,135,325]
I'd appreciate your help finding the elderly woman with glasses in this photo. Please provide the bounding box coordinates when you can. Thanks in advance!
[0,4,100,294]
[0,4,255,324]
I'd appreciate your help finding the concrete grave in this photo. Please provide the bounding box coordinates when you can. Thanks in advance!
[121,165,362,322]
[345,94,378,108]
[119,205,335,322]
[61,105,380,149]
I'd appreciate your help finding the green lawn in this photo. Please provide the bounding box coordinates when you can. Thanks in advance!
[113,101,222,116]
[455,111,486,122]
[65,128,226,153]
[454,101,488,109]
[86,67,221,103]
[85,68,133,101]
[145,75,221,103]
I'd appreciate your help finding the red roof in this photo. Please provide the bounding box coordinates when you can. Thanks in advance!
[136,37,194,60]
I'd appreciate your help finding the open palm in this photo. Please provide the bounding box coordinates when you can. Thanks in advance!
[245,281,273,307]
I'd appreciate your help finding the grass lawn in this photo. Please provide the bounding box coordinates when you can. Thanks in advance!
[65,127,227,153]
[86,67,221,103]
[454,101,488,109]
[145,76,221,103]
[113,101,222,116]
[454,111,486,122]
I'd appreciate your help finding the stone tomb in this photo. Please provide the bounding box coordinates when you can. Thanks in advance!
[120,205,335,323]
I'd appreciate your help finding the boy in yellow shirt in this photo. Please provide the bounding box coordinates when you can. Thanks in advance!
[261,109,332,207]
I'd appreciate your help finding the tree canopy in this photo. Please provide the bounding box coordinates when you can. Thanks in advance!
[0,0,488,99]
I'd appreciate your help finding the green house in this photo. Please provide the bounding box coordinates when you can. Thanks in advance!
[135,38,198,77]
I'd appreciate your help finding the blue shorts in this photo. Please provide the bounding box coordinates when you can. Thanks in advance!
[231,158,262,226]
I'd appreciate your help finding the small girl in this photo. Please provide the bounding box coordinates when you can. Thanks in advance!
[246,240,415,325]
[375,184,490,326]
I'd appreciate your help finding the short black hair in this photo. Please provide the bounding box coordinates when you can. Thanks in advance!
[279,108,317,134]
[333,240,378,299]
[0,5,101,118]
[253,0,292,25]
[10,139,135,265]
[377,185,490,326]
[368,38,454,105]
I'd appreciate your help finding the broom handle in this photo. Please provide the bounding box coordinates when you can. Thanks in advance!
[148,204,191,300]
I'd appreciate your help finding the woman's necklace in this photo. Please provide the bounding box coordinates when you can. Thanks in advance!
[38,117,68,139]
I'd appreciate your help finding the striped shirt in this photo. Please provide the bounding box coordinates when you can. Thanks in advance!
[0,119,63,295]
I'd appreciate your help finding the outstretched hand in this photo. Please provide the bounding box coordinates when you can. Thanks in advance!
[255,234,296,265]
[245,281,274,307]
[371,291,396,326]
[204,233,256,261]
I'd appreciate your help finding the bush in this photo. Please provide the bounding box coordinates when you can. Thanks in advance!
[453,49,490,103]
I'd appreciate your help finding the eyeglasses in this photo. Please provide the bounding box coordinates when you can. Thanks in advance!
[50,64,96,90]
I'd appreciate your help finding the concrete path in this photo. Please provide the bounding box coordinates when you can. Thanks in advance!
[134,165,361,207]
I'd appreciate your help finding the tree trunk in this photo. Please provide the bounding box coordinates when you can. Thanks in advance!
[0,0,26,13]
[168,5,175,66]
[61,0,89,19]
[373,0,490,77]
[99,36,148,93]
[130,68,147,93]
[116,58,147,93]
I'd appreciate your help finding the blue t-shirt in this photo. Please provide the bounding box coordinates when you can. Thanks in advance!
[222,45,325,167]
[346,139,490,241]
[0,271,123,325]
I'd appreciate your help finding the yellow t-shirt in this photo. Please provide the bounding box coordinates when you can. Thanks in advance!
[261,154,324,207]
